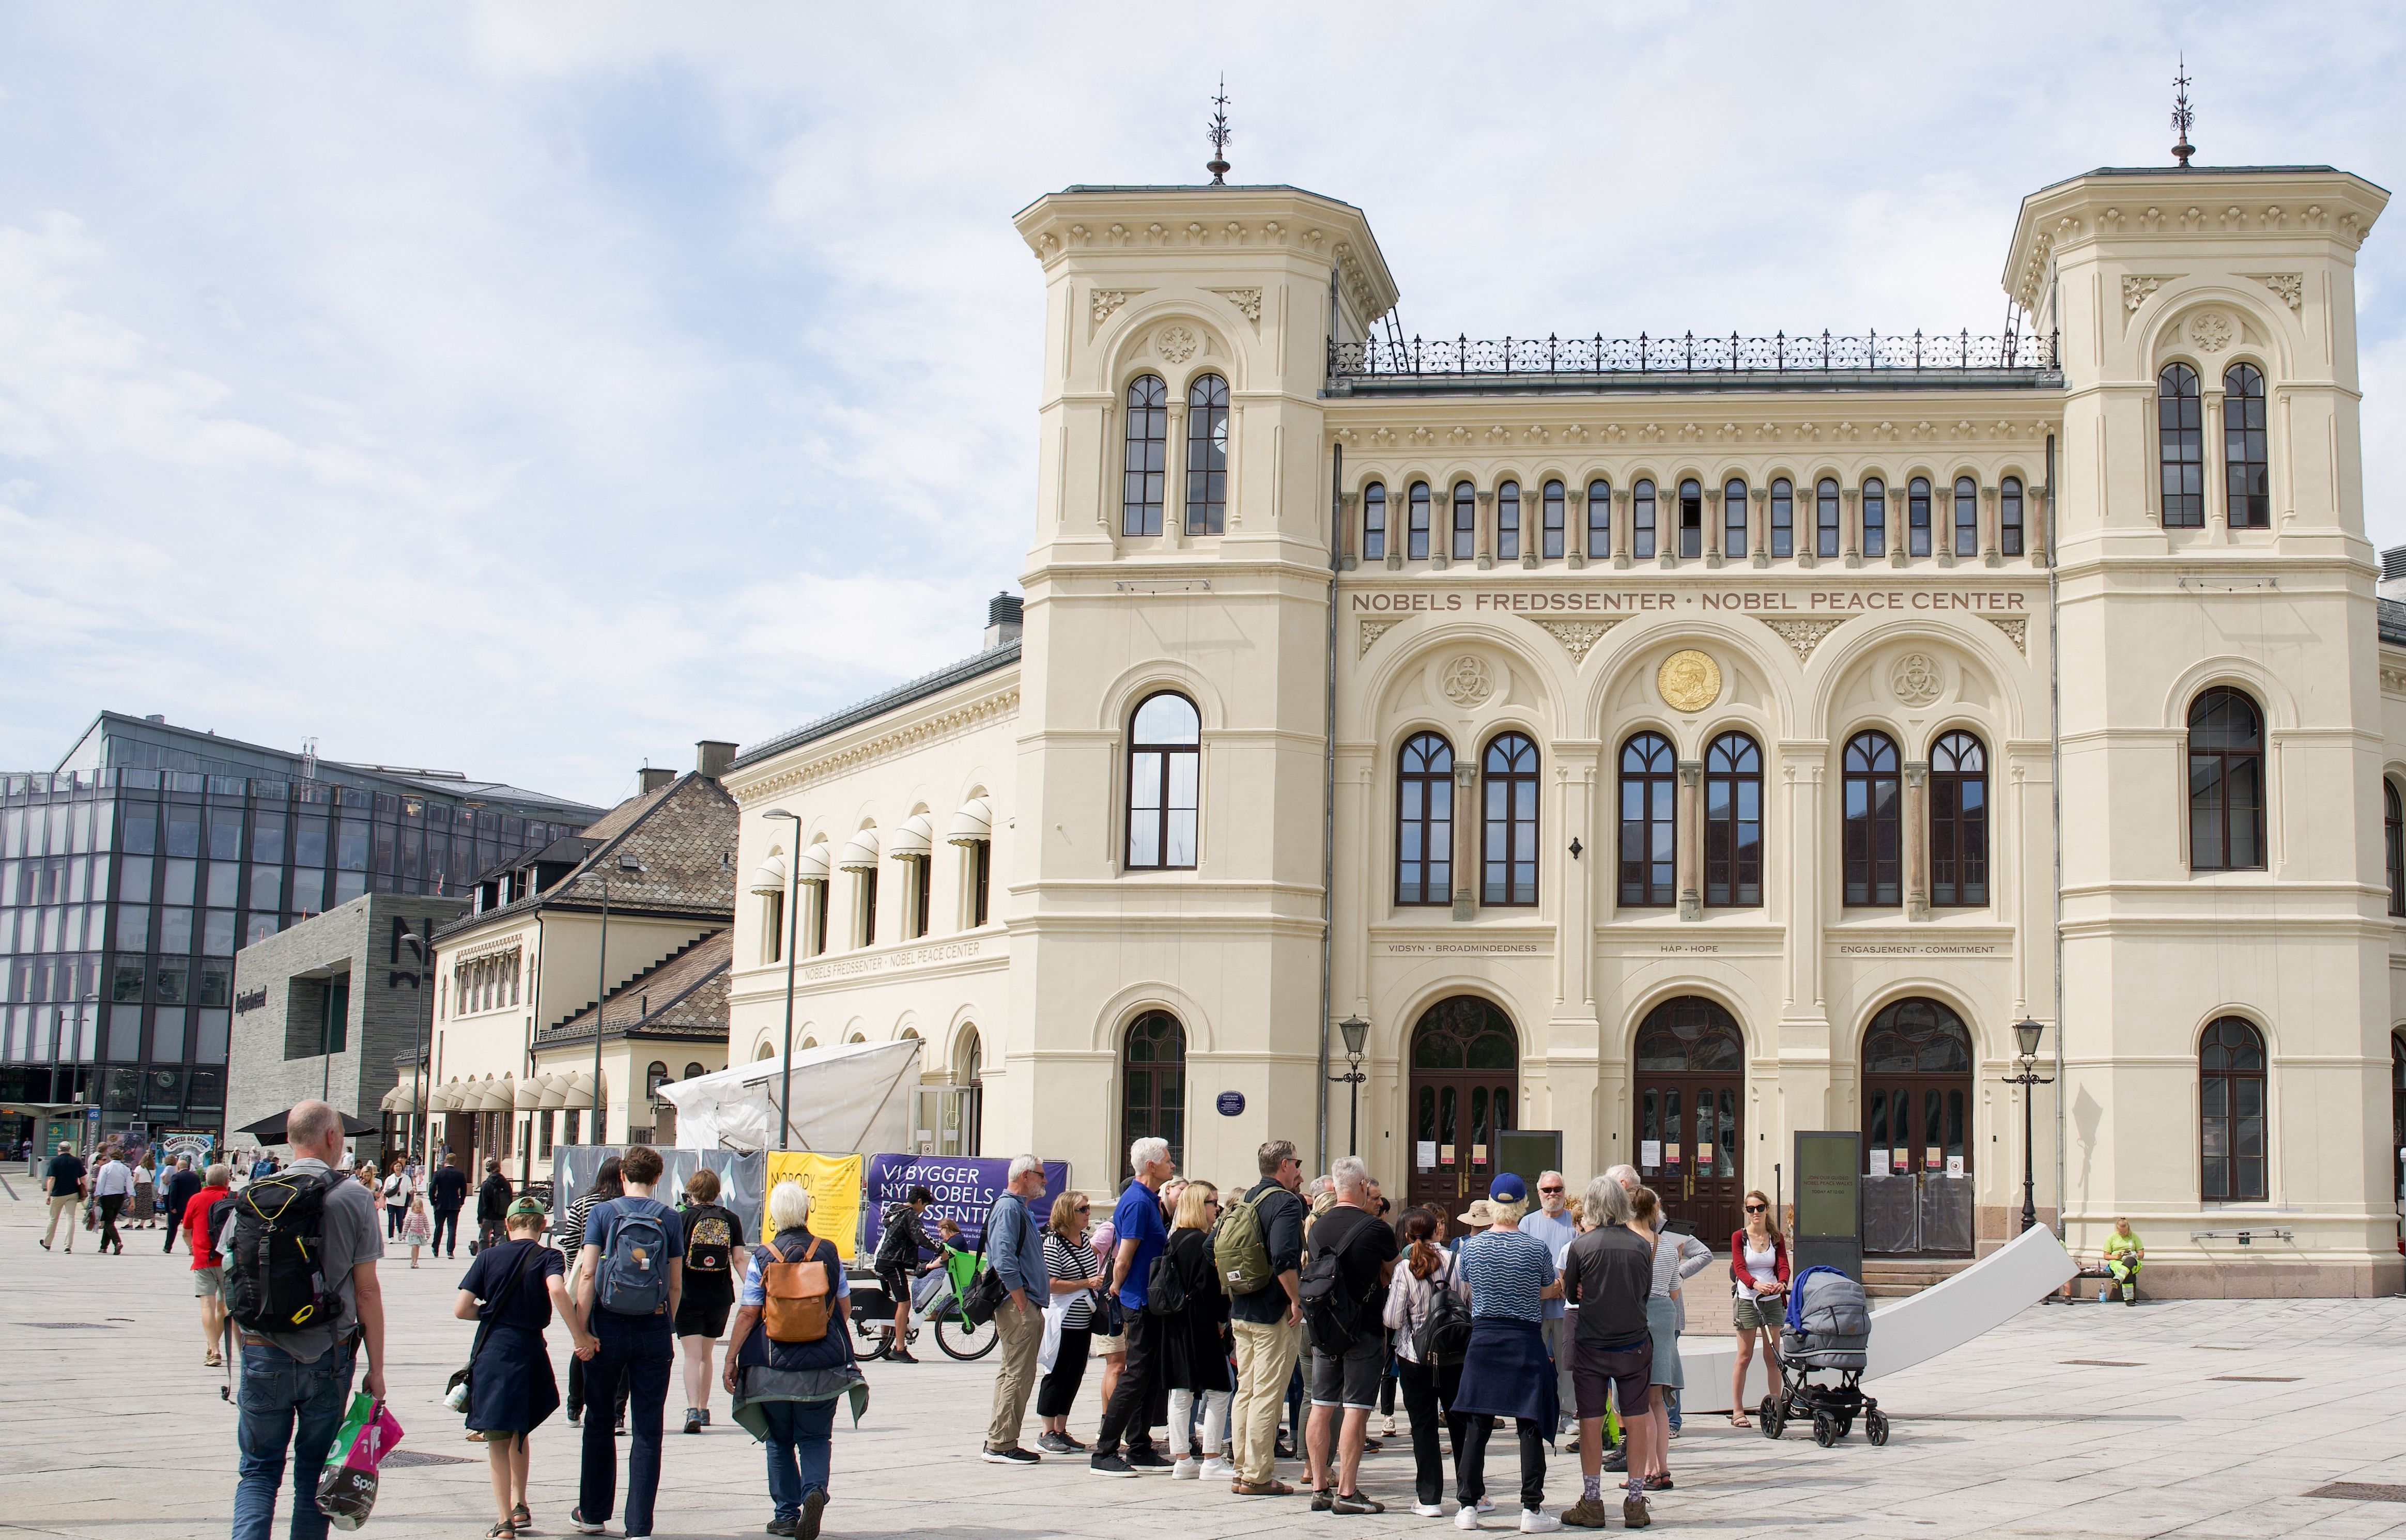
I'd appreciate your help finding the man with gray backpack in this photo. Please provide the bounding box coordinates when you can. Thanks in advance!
[570,1145,684,1538]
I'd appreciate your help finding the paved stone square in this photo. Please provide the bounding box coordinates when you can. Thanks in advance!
[4,1192,2403,1539]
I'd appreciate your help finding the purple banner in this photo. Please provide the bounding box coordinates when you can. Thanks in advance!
[858,1154,1069,1260]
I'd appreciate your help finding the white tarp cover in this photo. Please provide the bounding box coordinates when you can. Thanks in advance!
[655,1038,919,1154]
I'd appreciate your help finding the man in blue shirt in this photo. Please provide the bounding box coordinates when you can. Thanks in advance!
[1520,1169,1579,1436]
[980,1155,1052,1465]
[572,1144,684,1538]
[1091,1135,1176,1475]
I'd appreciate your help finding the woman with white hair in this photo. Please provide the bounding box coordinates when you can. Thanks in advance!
[724,1180,865,1539]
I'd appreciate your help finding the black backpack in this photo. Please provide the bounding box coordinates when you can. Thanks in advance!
[1298,1217,1376,1355]
[223,1172,341,1335]
[1145,1246,1190,1317]
[1410,1257,1473,1366]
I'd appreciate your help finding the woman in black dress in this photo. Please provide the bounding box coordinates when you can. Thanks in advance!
[454,1196,575,1539]
[1161,1180,1235,1478]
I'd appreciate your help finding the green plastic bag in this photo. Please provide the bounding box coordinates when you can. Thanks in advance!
[315,1390,404,1530]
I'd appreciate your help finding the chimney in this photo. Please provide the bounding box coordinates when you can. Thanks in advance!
[695,740,737,780]
[639,768,675,795]
[983,590,1024,651]
[144,714,166,724]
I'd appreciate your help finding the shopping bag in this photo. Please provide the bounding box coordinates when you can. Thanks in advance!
[1037,1293,1069,1374]
[315,1392,405,1530]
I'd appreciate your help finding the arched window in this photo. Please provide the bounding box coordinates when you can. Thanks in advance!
[2000,476,2025,556]
[1362,483,1386,562]
[1861,998,1973,1187]
[2224,363,2269,528]
[1632,479,1657,558]
[1541,479,1565,559]
[1126,692,1200,871]
[2188,688,2264,872]
[1929,731,1987,907]
[1953,475,1979,556]
[1633,997,1745,1072]
[1121,374,1167,536]
[2160,363,2204,527]
[1703,732,1762,907]
[1907,476,1932,557]
[1586,478,1611,558]
[1816,477,1841,557]
[1408,481,1432,560]
[1120,1010,1186,1176]
[682,1061,705,1082]
[1843,730,1902,906]
[1862,477,1888,557]
[1677,478,1703,559]
[2200,1017,2267,1201]
[645,1060,669,1105]
[1618,732,1677,908]
[1451,480,1476,561]
[1481,733,1539,906]
[1769,477,1793,558]
[1724,476,1750,557]
[1184,374,1228,534]
[2387,780,2404,917]
[1395,734,1455,907]
[1497,480,1521,561]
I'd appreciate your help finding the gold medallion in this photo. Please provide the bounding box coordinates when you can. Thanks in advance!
[1657,649,1722,713]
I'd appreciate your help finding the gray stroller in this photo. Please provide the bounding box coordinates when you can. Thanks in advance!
[1758,1265,1889,1446]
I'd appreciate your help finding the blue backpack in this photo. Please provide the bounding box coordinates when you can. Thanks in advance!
[594,1199,673,1316]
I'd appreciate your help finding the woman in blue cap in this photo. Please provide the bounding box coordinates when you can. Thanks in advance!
[1448,1173,1564,1532]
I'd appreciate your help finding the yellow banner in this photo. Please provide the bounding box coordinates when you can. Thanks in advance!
[762,1152,864,1259]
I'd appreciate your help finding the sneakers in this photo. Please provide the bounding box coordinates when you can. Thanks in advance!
[566,1409,580,1427]
[1198,1456,1236,1483]
[1455,1508,1483,1531]
[1171,1457,1200,1480]
[613,1418,626,1438]
[1519,1508,1563,1533]
[1333,1493,1386,1515]
[1126,1448,1174,1471]
[766,1521,798,1538]
[1477,1500,1498,1515]
[1037,1432,1077,1455]
[889,1347,920,1363]
[1668,1423,1683,1439]
[1312,1489,1335,1512]
[684,1409,704,1435]
[799,1489,828,1540]
[1558,1498,1611,1529]
[569,1511,605,1536]
[982,1445,1041,1465]
[1412,1503,1447,1518]
[701,1408,712,1427]
[1600,1449,1627,1473]
[1622,1497,1651,1530]
[1089,1453,1136,1477]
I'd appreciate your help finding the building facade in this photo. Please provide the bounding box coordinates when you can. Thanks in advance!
[720,161,2400,1297]
[0,712,599,1150]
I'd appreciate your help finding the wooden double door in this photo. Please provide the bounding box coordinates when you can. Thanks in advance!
[1859,998,1976,1256]
[1406,996,1518,1217]
[1630,998,1746,1247]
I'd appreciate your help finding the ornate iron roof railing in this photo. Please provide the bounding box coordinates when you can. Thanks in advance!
[1329,329,2058,379]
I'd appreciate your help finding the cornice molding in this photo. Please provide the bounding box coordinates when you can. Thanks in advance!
[732,686,1020,803]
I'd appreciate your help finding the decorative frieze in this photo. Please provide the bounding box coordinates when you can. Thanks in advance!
[1358,618,1400,657]
[1984,615,2030,656]
[1530,616,1626,665]
[1756,616,1849,663]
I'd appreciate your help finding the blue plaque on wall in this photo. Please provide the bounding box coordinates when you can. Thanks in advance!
[1215,1091,1245,1117]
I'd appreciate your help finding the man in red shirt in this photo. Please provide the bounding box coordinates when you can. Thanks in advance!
[182,1162,234,1367]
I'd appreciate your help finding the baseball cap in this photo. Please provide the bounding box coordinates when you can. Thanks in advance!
[505,1196,549,1223]
[1487,1173,1527,1203]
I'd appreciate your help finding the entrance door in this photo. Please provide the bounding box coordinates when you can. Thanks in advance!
[1860,998,1974,1255]
[1631,998,1745,1247]
[1407,997,1518,1216]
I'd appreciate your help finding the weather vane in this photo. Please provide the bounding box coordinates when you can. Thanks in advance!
[2170,54,2196,168]
[1206,76,1231,186]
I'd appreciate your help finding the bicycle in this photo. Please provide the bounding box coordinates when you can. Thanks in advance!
[846,1247,1000,1362]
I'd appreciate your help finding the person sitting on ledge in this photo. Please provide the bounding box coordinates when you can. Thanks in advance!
[2102,1219,2143,1305]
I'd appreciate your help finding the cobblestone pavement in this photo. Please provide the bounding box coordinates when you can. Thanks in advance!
[3,1192,2403,1539]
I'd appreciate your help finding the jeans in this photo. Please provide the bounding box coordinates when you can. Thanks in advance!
[1667,1387,1682,1434]
[384,1204,405,1239]
[567,1352,630,1423]
[431,1205,461,1254]
[579,1311,672,1535]
[1457,1414,1544,1511]
[1093,1306,1163,1457]
[233,1340,357,1540]
[759,1397,837,1521]
[1397,1355,1467,1507]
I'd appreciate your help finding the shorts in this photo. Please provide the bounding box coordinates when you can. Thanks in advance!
[1733,1293,1779,1330]
[674,1290,732,1340]
[1572,1339,1652,1421]
[1093,1328,1127,1357]
[193,1266,225,1300]
[1309,1332,1385,1410]
[875,1263,912,1308]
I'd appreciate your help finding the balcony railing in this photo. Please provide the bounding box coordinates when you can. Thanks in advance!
[1329,329,2058,380]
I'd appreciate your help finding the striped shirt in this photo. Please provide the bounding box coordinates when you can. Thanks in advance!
[1044,1233,1103,1329]
[1456,1227,1556,1322]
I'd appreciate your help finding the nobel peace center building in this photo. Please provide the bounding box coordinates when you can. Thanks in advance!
[723,158,2402,1298]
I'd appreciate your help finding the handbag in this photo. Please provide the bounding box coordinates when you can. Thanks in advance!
[960,1206,1011,1327]
[444,1240,539,1413]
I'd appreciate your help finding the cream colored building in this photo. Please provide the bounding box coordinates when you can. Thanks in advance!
[723,159,2402,1297]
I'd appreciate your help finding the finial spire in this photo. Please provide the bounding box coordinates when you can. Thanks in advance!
[2170,54,2196,168]
[1206,76,1231,186]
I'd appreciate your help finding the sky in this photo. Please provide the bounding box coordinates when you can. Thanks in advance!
[2,4,2400,810]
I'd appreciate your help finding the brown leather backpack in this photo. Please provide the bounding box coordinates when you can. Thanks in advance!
[757,1235,833,1344]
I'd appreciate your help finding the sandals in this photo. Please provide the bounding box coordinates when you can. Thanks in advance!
[485,1523,515,1539]
[1729,1413,1751,1428]
[512,1503,532,1528]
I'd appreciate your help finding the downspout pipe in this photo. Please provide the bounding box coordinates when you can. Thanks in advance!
[2046,430,2065,1237]
[1318,435,1341,1178]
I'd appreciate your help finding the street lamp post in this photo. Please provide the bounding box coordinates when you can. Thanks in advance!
[592,855,644,1149]
[2004,1016,2055,1234]
[1327,1016,1369,1157]
[762,810,804,1150]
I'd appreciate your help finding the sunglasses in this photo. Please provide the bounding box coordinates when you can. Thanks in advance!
[1537,1187,1564,1194]
[1745,1204,1767,1213]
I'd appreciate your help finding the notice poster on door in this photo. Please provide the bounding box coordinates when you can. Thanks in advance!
[1640,1140,1661,1169]
[1946,1155,1965,1177]
[1665,1143,1682,1164]
[1472,1144,1488,1165]
[1441,1144,1455,1166]
[1924,1146,1942,1171]
[1891,1148,1910,1172]
[1868,1147,1888,1174]
[1417,1141,1437,1171]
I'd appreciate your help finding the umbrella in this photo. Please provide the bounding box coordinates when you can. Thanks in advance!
[237,1107,381,1145]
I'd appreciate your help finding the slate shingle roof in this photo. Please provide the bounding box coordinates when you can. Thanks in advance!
[434,771,738,942]
[538,929,731,1046]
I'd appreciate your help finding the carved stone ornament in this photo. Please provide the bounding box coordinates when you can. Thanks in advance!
[1531,616,1625,665]
[1756,615,1849,664]
[1358,618,1399,658]
[1154,324,1199,364]
[1091,289,1140,325]
[1983,615,2029,656]
[2381,665,2406,696]
[1890,651,1944,706]
[1656,649,1722,713]
[1209,287,1263,323]
[2249,273,2304,312]
[2188,310,2235,354]
[2121,275,2173,313]
[1440,655,1494,708]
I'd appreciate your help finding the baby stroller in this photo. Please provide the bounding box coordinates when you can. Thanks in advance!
[1758,1265,1889,1446]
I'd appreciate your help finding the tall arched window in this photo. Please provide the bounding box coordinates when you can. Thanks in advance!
[1816,477,1841,558]
[2000,476,2025,556]
[1677,478,1703,558]
[1125,692,1200,871]
[1862,477,1888,557]
[1396,734,1455,907]
[1769,477,1793,557]
[2199,1017,2266,1201]
[1724,476,1749,557]
[1120,1010,1186,1176]
[1541,479,1565,559]
[1704,732,1763,907]
[1843,730,1902,906]
[2160,363,2204,527]
[1929,730,1987,907]
[2387,780,2404,917]
[1906,477,1932,557]
[1482,733,1539,906]
[2188,688,2264,872]
[1586,478,1611,558]
[1184,374,1228,534]
[1619,733,1677,908]
[1408,481,1432,560]
[1953,475,1979,556]
[1497,480,1521,561]
[1632,479,1657,558]
[2224,362,2269,528]
[1362,483,1386,561]
[1121,374,1167,536]
[1451,481,1477,561]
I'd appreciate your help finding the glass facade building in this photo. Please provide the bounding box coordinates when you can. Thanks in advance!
[0,713,600,1147]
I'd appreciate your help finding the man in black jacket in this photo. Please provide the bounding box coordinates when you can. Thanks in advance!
[473,1160,513,1254]
[159,1155,204,1253]
[428,1156,471,1257]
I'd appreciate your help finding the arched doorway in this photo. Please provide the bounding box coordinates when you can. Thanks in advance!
[1631,998,1745,1246]
[1860,998,1975,1256]
[1119,1012,1185,1177]
[1407,997,1518,1216]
